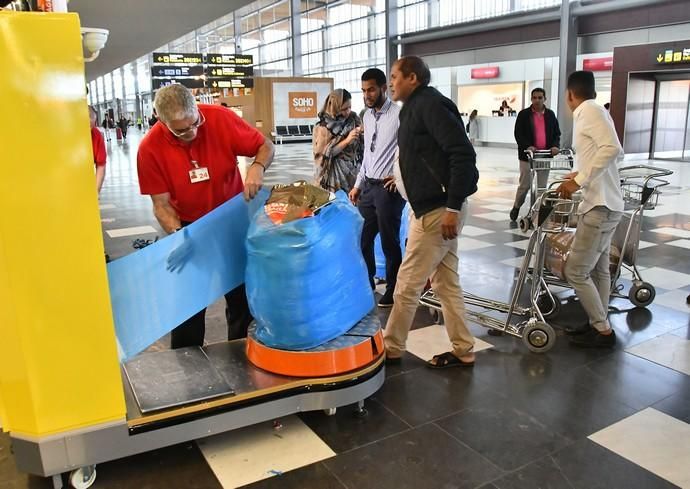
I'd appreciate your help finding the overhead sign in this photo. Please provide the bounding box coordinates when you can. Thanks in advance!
[152,78,206,90]
[151,65,205,78]
[206,54,253,65]
[153,52,203,65]
[206,66,254,78]
[471,67,500,79]
[583,57,613,71]
[209,79,254,89]
[655,47,690,65]
[151,52,254,91]
[289,92,318,118]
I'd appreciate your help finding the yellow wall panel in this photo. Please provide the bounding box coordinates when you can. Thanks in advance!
[0,11,125,436]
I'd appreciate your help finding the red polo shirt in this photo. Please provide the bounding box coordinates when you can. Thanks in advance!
[531,108,547,150]
[91,127,106,167]
[137,104,264,222]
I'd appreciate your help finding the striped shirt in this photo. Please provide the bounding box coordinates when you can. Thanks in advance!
[354,98,400,189]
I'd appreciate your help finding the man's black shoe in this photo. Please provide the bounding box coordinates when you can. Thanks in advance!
[509,207,519,221]
[564,323,591,336]
[569,328,616,348]
[378,290,394,308]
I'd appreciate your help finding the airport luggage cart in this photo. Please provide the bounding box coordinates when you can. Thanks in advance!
[537,164,673,309]
[518,149,575,232]
[420,190,578,353]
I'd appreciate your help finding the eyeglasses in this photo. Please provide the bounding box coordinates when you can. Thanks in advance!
[166,110,205,138]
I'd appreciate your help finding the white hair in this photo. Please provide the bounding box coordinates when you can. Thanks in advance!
[153,84,197,123]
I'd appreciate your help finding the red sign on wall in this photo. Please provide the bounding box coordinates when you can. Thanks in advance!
[583,57,613,71]
[471,67,500,79]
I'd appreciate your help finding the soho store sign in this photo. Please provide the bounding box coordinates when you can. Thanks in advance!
[289,92,318,118]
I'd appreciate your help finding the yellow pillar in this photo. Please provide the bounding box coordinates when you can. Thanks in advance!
[0,11,126,436]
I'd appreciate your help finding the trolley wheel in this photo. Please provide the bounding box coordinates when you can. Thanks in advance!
[429,308,443,324]
[536,293,561,319]
[628,282,656,308]
[522,322,556,353]
[518,216,532,233]
[69,466,96,489]
[324,408,337,416]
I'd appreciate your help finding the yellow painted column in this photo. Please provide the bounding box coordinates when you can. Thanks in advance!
[0,11,125,436]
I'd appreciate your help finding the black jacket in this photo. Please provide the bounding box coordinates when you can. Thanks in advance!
[513,107,561,161]
[398,86,478,216]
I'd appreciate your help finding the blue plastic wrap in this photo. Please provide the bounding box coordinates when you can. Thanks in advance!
[374,203,411,279]
[246,191,375,350]
[108,190,268,361]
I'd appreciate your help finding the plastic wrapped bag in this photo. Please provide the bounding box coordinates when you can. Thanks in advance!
[246,186,375,350]
[545,230,621,280]
[374,203,411,279]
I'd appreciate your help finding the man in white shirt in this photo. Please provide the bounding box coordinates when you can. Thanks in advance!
[557,70,624,348]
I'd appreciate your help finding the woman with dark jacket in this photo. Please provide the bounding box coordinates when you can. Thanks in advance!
[312,89,363,193]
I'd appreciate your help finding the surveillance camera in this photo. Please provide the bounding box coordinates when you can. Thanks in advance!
[81,27,109,61]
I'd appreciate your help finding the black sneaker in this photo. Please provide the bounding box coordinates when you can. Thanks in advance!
[569,328,616,348]
[509,207,519,221]
[564,323,591,336]
[378,290,394,308]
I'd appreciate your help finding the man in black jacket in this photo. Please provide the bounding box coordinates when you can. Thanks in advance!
[384,56,478,369]
[510,88,561,221]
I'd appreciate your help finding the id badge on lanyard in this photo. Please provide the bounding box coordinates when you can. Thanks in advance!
[188,160,210,183]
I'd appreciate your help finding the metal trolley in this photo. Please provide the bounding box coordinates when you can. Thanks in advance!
[518,149,575,232]
[539,164,673,309]
[420,190,577,353]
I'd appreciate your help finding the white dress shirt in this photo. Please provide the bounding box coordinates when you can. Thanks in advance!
[572,99,624,214]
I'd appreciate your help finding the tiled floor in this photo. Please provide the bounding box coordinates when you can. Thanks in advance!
[2,132,690,489]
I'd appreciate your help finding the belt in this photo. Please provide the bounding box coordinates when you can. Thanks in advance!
[365,177,384,185]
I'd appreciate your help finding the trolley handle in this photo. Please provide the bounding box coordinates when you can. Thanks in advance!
[619,165,673,188]
[526,148,574,159]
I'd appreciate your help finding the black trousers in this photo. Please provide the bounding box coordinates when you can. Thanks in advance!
[358,181,406,293]
[170,284,253,349]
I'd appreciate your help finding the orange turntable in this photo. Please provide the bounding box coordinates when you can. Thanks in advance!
[246,312,384,377]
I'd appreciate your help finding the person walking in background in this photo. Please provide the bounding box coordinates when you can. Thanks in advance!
[510,87,561,221]
[384,56,478,369]
[467,109,479,145]
[557,71,624,348]
[89,106,107,194]
[118,116,129,141]
[349,68,405,308]
[312,89,363,193]
[102,116,111,142]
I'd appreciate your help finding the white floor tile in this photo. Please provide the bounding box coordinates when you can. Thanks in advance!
[652,289,690,313]
[461,225,495,237]
[639,267,690,290]
[500,255,535,268]
[651,227,690,239]
[627,334,690,376]
[197,415,335,489]
[636,240,657,250]
[589,408,690,488]
[474,211,511,222]
[504,239,530,250]
[481,204,512,212]
[667,239,690,250]
[458,237,495,251]
[504,228,531,237]
[105,225,158,238]
[406,324,493,362]
[481,197,516,205]
[99,203,117,210]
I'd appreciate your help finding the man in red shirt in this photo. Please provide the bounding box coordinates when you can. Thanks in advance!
[511,88,561,221]
[89,106,107,194]
[137,84,274,349]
